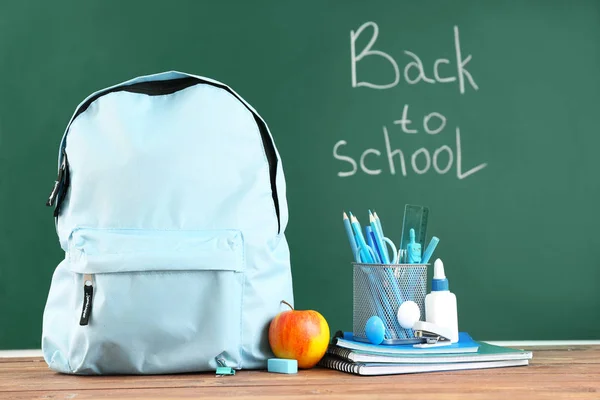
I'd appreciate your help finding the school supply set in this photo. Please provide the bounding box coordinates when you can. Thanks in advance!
[320,205,532,375]
[42,71,294,375]
[342,205,444,345]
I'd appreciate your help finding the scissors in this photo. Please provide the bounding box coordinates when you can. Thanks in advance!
[353,235,399,264]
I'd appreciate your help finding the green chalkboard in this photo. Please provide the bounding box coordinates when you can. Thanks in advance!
[1,0,599,350]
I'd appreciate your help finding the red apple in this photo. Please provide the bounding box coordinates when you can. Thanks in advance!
[268,300,330,369]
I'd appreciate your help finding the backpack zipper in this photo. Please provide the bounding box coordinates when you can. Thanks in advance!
[79,274,94,326]
[46,149,66,208]
[47,77,281,233]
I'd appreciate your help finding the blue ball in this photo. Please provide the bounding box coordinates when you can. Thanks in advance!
[365,315,385,345]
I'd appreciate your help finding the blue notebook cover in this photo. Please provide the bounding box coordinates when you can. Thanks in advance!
[334,332,479,355]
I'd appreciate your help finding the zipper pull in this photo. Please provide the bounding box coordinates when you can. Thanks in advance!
[215,353,235,377]
[79,274,94,326]
[46,152,67,207]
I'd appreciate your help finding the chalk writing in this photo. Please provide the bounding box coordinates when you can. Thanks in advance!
[333,124,487,179]
[350,22,478,93]
[337,22,487,180]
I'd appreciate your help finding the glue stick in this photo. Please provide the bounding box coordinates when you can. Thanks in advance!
[425,258,459,343]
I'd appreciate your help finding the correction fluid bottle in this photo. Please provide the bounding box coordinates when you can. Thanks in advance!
[425,258,459,343]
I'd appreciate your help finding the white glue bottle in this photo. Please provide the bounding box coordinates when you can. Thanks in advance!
[425,258,459,343]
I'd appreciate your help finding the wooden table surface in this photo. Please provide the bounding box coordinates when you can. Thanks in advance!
[0,345,598,400]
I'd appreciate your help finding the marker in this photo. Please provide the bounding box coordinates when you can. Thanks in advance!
[343,212,359,262]
[350,214,374,263]
[421,236,440,264]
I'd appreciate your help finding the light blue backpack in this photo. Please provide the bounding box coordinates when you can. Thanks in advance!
[42,71,294,375]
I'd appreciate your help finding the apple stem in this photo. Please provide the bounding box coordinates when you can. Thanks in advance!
[281,300,294,310]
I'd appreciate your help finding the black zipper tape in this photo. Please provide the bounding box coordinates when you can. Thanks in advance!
[48,77,281,233]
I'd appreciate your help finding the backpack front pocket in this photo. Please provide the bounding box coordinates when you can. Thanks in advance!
[62,228,245,375]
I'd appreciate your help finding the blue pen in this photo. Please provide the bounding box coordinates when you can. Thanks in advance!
[365,225,374,249]
[365,231,405,338]
[368,229,384,264]
[365,226,382,263]
[348,214,392,336]
[421,236,440,264]
[369,214,389,264]
[350,213,374,263]
[373,211,390,262]
[368,215,407,338]
[343,212,359,262]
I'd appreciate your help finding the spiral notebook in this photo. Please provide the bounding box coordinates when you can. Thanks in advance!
[326,340,532,364]
[318,354,529,376]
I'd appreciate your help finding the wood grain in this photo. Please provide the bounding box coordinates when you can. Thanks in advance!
[0,346,598,399]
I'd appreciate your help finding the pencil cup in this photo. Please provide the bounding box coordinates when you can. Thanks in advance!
[352,263,428,345]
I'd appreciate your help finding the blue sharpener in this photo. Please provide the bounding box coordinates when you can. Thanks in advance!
[267,358,298,374]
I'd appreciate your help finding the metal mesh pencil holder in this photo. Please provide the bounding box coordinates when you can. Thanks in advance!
[352,263,428,345]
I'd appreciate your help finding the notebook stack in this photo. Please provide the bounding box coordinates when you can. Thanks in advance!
[318,332,532,376]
